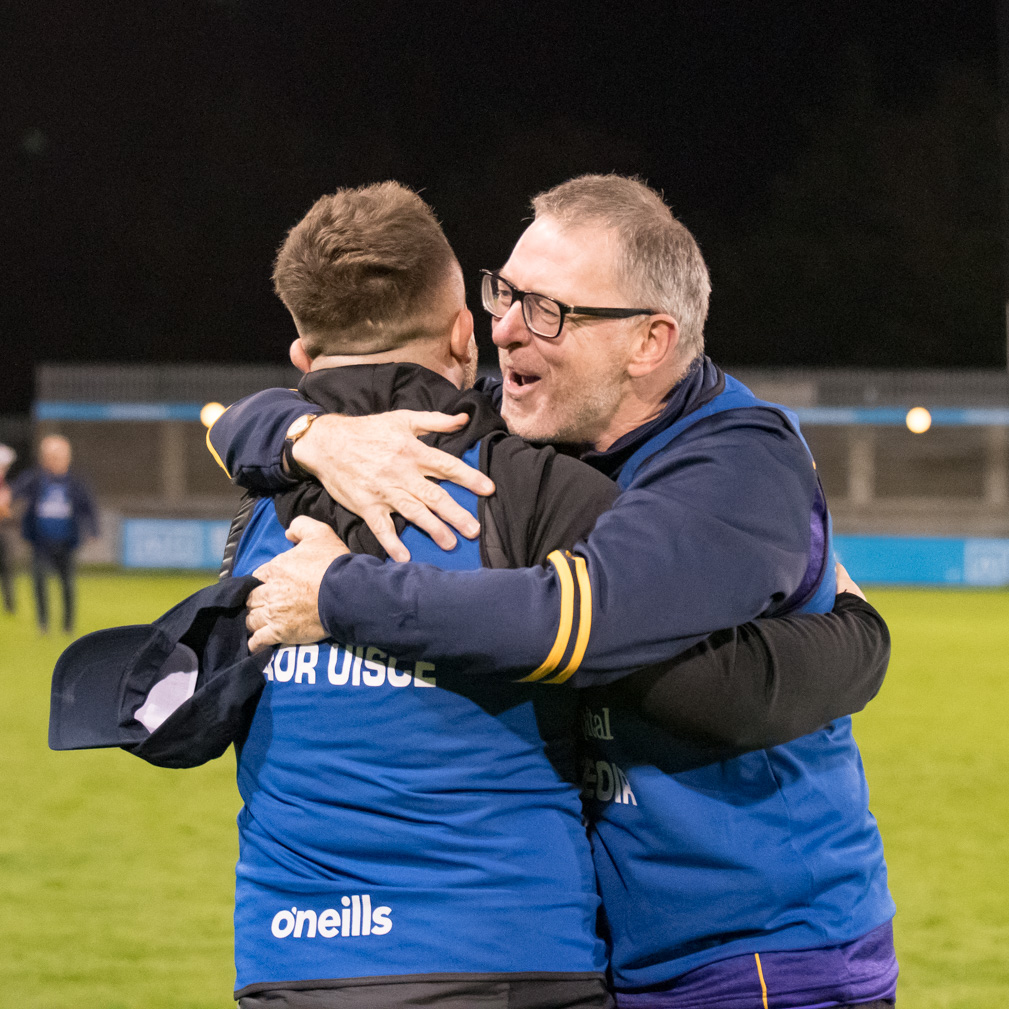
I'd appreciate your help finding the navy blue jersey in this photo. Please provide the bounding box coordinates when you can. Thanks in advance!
[11,468,98,548]
[576,375,893,990]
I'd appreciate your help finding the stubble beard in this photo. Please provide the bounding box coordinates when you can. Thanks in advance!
[503,371,625,447]
[461,346,480,390]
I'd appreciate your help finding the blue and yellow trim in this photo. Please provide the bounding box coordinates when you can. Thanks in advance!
[517,551,574,682]
[517,549,592,685]
[546,554,592,683]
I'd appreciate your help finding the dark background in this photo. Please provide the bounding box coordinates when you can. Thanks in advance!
[2,0,1003,414]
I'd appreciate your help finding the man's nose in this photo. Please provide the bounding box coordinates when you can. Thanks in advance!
[491,302,532,348]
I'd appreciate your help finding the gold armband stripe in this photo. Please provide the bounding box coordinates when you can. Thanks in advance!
[547,554,592,684]
[516,550,574,682]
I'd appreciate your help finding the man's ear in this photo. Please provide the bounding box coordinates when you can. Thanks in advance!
[627,315,679,379]
[448,307,475,364]
[289,338,313,374]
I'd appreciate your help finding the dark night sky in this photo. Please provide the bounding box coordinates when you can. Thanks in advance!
[2,0,1002,414]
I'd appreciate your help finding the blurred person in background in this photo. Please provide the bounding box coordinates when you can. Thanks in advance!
[0,443,16,614]
[11,435,98,634]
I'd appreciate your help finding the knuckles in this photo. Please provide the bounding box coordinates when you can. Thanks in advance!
[417,482,444,506]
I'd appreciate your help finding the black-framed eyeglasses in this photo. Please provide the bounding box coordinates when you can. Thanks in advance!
[480,269,657,339]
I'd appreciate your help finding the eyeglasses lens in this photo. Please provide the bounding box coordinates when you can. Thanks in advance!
[481,273,564,338]
[482,273,512,318]
[525,294,563,338]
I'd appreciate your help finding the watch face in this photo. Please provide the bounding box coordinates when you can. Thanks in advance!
[287,414,313,441]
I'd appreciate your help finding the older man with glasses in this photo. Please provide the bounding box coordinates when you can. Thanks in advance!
[210,175,898,1009]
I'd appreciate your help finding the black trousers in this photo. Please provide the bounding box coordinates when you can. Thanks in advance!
[0,531,14,613]
[31,542,76,632]
[239,977,614,1009]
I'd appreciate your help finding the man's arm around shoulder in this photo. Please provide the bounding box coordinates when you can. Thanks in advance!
[317,410,820,684]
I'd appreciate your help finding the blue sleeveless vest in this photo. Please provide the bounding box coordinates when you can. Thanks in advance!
[588,376,894,988]
[230,444,605,993]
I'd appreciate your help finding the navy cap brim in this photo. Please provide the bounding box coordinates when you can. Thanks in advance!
[49,625,173,751]
[49,576,271,769]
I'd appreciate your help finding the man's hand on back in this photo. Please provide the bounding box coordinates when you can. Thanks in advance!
[834,561,866,602]
[247,517,350,652]
[291,411,496,562]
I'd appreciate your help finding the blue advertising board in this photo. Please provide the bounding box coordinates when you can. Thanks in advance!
[122,519,231,570]
[32,400,1009,427]
[35,401,205,421]
[118,521,1009,585]
[835,535,1009,586]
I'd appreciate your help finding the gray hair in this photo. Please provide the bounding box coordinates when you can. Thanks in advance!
[531,174,711,362]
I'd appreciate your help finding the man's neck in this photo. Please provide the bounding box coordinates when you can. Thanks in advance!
[593,358,693,452]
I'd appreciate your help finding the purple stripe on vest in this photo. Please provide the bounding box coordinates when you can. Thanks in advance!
[615,921,897,1009]
[782,483,829,613]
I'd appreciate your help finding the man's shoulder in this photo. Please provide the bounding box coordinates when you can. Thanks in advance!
[68,471,95,492]
[484,434,617,502]
[480,434,617,569]
[10,467,40,493]
[647,401,808,469]
[624,401,817,515]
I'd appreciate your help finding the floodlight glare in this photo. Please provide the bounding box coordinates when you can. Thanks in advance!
[200,402,226,428]
[905,407,932,434]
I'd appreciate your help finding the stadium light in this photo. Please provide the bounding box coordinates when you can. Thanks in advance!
[905,407,932,434]
[200,401,226,428]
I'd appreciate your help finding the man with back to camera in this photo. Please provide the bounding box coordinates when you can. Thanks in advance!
[211,175,898,1008]
[11,434,98,634]
[223,182,615,1007]
[216,181,892,1008]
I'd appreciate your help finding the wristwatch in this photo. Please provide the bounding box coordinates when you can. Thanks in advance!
[283,413,319,479]
[286,412,318,443]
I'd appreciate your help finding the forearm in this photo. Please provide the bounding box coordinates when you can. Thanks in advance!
[318,539,798,688]
[317,421,818,684]
[319,488,811,686]
[613,593,890,751]
[207,388,316,491]
[319,553,572,679]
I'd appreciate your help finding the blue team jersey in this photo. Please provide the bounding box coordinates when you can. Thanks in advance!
[229,445,605,996]
[34,476,75,544]
[583,377,894,991]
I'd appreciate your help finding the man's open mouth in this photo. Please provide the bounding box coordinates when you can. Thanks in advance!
[505,368,541,392]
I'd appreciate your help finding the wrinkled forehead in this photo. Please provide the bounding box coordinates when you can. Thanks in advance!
[501,217,627,306]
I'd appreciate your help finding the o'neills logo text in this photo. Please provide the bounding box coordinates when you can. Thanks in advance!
[271,895,392,939]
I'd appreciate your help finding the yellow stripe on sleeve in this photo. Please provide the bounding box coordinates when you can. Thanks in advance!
[546,554,592,684]
[754,953,769,1009]
[205,406,232,478]
[516,550,575,682]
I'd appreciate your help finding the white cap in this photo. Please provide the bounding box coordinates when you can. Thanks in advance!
[0,444,16,469]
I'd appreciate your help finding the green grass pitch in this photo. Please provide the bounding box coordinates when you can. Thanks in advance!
[0,572,1006,1007]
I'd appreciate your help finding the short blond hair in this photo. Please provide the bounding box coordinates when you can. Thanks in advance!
[532,175,710,361]
[273,182,460,357]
